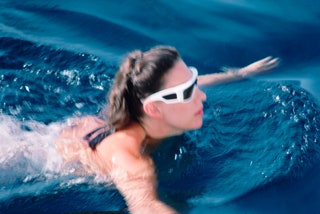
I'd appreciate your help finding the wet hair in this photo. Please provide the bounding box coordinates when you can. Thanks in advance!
[86,46,180,150]
[107,45,180,130]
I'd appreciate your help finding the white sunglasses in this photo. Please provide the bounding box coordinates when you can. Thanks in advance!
[141,67,198,104]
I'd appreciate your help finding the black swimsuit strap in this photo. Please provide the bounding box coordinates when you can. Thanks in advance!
[83,126,114,150]
[83,126,107,141]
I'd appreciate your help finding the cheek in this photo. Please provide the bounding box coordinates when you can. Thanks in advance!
[163,105,193,124]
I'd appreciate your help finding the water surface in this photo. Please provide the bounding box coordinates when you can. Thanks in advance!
[1,0,320,213]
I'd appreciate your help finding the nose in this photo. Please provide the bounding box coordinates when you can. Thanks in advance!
[196,87,206,102]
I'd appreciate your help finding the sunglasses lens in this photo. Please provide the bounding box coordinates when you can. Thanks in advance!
[163,93,178,100]
[183,80,197,100]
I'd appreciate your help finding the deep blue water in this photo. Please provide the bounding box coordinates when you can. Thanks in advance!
[1,0,320,213]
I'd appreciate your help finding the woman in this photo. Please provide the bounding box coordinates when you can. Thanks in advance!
[56,46,278,213]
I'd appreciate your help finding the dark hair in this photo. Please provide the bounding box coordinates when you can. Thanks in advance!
[86,46,180,149]
[107,45,180,130]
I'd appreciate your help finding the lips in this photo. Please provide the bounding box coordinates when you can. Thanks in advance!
[195,108,204,116]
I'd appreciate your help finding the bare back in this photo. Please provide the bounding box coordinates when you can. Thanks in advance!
[55,116,176,213]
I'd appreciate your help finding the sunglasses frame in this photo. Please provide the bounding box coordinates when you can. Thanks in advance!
[141,67,198,104]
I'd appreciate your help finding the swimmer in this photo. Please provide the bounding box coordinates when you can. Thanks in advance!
[56,46,279,213]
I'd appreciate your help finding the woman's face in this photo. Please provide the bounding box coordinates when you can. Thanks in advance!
[157,59,207,134]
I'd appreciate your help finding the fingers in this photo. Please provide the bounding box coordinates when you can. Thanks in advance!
[259,56,273,63]
[252,56,279,72]
[258,56,279,65]
[268,57,280,67]
[263,57,280,71]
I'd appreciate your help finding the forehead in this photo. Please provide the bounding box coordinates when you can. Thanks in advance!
[162,60,192,89]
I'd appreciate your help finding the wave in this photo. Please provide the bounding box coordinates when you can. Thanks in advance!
[153,80,320,205]
[1,37,320,211]
[1,39,320,211]
[0,37,113,123]
[0,1,158,61]
[196,80,320,204]
[1,0,320,212]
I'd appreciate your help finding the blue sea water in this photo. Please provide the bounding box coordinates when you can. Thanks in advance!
[1,0,320,213]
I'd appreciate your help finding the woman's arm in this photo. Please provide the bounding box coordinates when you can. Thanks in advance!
[198,56,279,86]
[108,150,177,214]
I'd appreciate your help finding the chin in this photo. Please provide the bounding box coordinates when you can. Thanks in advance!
[194,124,203,130]
[188,121,203,131]
[194,119,203,129]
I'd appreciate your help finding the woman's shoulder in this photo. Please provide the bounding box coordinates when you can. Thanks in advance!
[97,122,147,165]
[98,122,145,153]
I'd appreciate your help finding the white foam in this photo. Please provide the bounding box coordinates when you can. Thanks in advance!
[0,115,90,201]
[0,115,64,173]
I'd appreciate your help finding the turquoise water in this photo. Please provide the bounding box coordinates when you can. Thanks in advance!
[1,0,320,213]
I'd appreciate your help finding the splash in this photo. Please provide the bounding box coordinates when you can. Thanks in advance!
[0,115,90,202]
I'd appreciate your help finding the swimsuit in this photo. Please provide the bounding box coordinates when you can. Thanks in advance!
[83,126,114,150]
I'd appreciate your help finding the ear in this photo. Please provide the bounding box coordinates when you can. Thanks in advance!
[143,102,162,118]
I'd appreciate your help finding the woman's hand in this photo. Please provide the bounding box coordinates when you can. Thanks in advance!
[235,56,279,78]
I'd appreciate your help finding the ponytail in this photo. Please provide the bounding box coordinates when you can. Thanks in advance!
[107,51,144,130]
[107,46,180,130]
